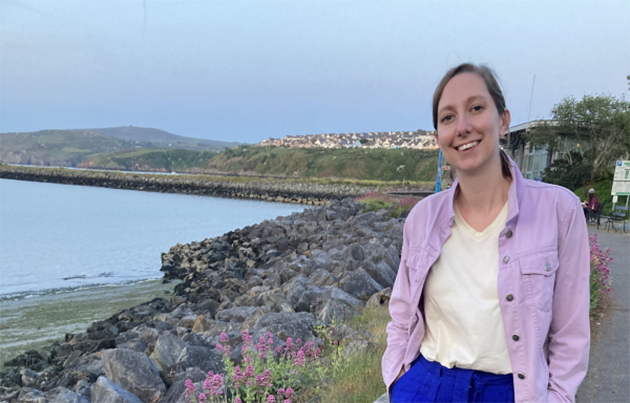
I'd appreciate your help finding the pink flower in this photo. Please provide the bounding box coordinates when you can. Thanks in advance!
[216,343,223,350]
[245,355,252,364]
[285,387,294,399]
[198,393,207,402]
[244,364,254,378]
[293,348,306,367]
[284,400,291,403]
[220,332,228,343]
[242,330,253,345]
[234,398,242,403]
[184,379,196,398]
[266,395,276,403]
[278,388,285,395]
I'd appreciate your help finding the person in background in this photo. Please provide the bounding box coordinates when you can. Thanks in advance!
[382,63,590,403]
[583,188,599,217]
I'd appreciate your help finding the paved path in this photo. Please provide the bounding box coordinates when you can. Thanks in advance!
[577,227,630,403]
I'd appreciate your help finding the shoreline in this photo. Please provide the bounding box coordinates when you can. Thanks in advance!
[0,164,376,205]
[0,278,178,366]
[0,199,405,402]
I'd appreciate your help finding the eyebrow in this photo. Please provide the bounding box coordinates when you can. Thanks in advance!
[438,95,487,115]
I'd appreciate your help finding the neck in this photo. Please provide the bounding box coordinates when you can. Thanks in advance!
[455,157,511,215]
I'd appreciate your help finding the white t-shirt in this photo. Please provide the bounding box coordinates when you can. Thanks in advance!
[419,200,512,374]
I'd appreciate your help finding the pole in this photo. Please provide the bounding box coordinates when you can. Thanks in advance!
[435,149,443,192]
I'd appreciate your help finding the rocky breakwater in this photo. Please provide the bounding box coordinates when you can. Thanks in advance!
[0,165,376,205]
[0,199,402,402]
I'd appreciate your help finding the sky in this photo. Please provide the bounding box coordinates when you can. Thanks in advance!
[1,0,629,144]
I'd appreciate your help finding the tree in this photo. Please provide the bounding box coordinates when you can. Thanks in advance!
[527,94,630,184]
[521,120,560,169]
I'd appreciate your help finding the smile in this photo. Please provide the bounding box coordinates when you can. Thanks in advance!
[457,141,479,151]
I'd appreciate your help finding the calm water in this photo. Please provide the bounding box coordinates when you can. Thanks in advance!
[0,179,305,299]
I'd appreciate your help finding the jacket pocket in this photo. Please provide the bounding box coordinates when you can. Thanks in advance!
[518,250,559,312]
[407,248,433,285]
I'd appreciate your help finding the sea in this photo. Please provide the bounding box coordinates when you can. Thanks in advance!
[0,178,305,299]
[0,178,305,362]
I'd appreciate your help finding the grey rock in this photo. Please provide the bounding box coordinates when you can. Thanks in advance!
[374,393,388,403]
[159,367,206,403]
[73,380,91,401]
[48,388,89,403]
[252,312,323,347]
[215,306,263,323]
[101,349,166,403]
[63,351,82,369]
[340,268,384,301]
[309,269,335,287]
[20,369,39,388]
[53,344,74,359]
[362,260,396,288]
[17,388,45,403]
[90,376,143,403]
[126,339,148,353]
[138,328,160,344]
[149,334,187,375]
[366,287,392,308]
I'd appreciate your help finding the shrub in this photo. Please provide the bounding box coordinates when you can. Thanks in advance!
[355,191,419,218]
[184,329,344,403]
[589,233,612,312]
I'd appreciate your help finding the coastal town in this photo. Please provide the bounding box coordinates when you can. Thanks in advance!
[257,130,439,149]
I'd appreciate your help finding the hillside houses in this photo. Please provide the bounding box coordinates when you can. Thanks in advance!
[257,130,438,150]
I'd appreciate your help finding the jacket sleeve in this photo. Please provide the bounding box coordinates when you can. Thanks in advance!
[547,198,590,403]
[382,219,413,391]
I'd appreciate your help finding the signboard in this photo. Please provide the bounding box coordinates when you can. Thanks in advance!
[612,160,630,196]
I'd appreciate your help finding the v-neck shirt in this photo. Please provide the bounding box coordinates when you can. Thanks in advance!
[420,200,512,374]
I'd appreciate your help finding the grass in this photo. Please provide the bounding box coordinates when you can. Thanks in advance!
[317,306,390,403]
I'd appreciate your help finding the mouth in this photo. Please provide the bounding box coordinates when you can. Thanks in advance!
[456,140,480,152]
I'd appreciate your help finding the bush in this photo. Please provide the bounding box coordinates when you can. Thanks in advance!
[542,152,593,190]
[355,191,419,218]
[589,233,612,312]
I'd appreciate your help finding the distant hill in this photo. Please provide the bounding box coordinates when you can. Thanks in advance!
[71,126,239,151]
[0,130,439,182]
[0,130,132,167]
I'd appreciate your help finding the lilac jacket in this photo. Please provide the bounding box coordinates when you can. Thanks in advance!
[382,158,590,403]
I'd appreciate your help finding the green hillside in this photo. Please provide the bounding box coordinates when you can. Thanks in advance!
[83,148,218,172]
[206,146,439,181]
[0,130,132,166]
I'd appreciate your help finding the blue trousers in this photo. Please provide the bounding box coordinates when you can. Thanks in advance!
[390,356,515,403]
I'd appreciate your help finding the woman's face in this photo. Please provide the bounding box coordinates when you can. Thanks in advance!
[435,72,510,176]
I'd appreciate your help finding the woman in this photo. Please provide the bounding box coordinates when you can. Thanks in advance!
[382,64,590,403]
[583,188,599,218]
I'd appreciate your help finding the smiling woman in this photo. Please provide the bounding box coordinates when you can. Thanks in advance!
[382,63,591,403]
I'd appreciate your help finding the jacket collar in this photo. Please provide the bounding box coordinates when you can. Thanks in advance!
[442,154,525,230]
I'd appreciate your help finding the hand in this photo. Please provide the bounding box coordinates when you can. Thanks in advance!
[393,367,406,384]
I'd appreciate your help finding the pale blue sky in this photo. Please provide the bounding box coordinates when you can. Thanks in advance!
[1,0,628,143]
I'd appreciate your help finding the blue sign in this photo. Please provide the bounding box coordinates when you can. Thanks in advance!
[618,161,623,166]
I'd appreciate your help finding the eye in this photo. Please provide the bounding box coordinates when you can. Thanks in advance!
[440,114,453,123]
[471,105,483,112]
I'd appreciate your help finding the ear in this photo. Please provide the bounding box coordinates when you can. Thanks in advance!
[434,130,440,148]
[499,109,511,137]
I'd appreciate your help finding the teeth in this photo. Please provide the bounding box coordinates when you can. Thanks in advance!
[458,141,479,151]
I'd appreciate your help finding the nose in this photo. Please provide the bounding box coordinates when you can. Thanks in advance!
[456,113,471,136]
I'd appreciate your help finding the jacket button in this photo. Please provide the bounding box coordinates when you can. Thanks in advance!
[512,335,520,341]
[506,229,513,238]
[506,294,514,301]
[503,256,510,264]
[545,263,552,272]
[518,373,525,380]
